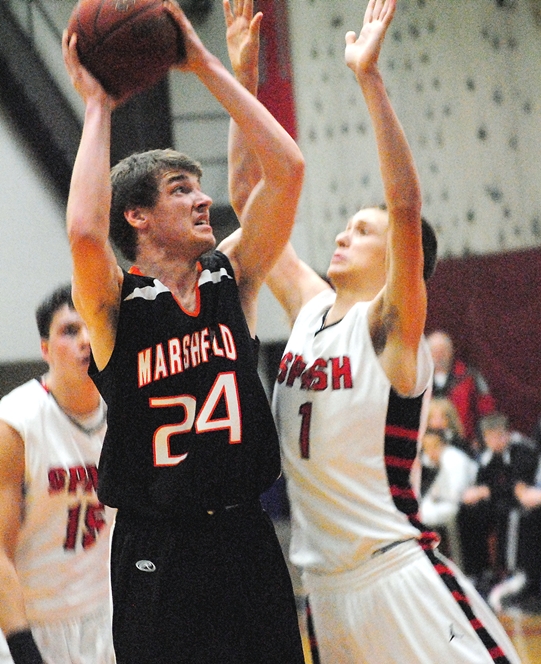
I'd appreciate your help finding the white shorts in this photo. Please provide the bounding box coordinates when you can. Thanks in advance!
[303,540,521,664]
[0,605,115,664]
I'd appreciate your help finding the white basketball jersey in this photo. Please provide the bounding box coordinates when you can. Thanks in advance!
[272,289,433,574]
[0,379,114,623]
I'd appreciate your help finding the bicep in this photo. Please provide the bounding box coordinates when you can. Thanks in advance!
[266,245,330,327]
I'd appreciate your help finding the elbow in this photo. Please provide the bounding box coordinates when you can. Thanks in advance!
[67,217,106,255]
[282,155,305,200]
[290,152,306,183]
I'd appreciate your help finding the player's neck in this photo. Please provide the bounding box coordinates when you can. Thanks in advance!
[43,372,101,419]
[323,280,383,327]
[135,252,202,309]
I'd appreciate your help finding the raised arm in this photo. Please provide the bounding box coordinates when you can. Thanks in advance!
[166,1,305,311]
[223,0,262,217]
[62,32,123,371]
[220,0,327,326]
[349,0,426,394]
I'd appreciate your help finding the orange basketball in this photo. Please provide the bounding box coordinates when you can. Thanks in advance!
[67,0,186,99]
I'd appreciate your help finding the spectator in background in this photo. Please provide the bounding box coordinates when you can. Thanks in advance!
[427,330,496,454]
[531,412,541,453]
[427,396,471,457]
[488,458,541,613]
[457,413,538,598]
[420,428,477,568]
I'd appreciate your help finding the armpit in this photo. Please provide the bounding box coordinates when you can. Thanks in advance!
[370,303,399,355]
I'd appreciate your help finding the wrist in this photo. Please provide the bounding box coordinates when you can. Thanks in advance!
[357,66,383,87]
[232,70,258,95]
[6,630,43,664]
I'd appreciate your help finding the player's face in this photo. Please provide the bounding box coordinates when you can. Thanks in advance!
[327,207,388,287]
[146,170,214,257]
[41,305,92,382]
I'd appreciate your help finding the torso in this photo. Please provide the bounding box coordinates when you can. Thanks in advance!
[0,379,113,622]
[92,251,281,517]
[272,289,434,574]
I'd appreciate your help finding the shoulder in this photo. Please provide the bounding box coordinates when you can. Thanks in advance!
[121,269,166,301]
[0,378,44,407]
[200,251,236,282]
[0,379,46,433]
[297,288,336,320]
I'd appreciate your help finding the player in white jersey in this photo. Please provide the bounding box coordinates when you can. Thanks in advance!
[227,0,522,662]
[0,285,115,664]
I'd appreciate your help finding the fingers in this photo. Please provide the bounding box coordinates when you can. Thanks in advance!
[61,29,70,65]
[250,10,263,36]
[345,30,357,46]
[225,0,255,20]
[163,0,191,34]
[364,0,376,24]
[223,0,234,27]
[364,0,395,24]
[241,0,253,18]
[62,30,80,72]
[380,0,396,23]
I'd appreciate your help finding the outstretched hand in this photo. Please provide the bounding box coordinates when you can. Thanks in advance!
[345,0,396,79]
[223,0,262,85]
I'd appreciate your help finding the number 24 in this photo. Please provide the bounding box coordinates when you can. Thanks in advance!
[150,372,241,467]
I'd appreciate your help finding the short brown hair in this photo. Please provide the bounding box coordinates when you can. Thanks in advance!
[109,149,203,262]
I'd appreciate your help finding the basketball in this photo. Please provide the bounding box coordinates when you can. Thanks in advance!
[67,0,186,99]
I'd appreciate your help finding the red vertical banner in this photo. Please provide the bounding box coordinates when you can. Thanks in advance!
[255,0,297,139]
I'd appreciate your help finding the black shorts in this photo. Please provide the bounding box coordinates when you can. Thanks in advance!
[110,502,305,663]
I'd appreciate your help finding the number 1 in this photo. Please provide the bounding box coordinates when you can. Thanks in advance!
[299,402,312,459]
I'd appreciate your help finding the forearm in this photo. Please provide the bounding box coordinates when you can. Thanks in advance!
[0,557,30,636]
[228,119,262,218]
[195,54,303,185]
[67,98,112,248]
[359,69,421,214]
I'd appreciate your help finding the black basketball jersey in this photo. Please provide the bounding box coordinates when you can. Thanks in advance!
[90,251,281,517]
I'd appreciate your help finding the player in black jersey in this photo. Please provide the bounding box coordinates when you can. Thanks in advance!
[62,1,305,662]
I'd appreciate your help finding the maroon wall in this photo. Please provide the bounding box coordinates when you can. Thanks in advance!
[426,248,541,436]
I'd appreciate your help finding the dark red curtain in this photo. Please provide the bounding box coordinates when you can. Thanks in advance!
[255,0,297,139]
[426,248,541,436]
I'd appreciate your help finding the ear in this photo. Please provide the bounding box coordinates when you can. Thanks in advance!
[40,338,50,363]
[124,208,148,229]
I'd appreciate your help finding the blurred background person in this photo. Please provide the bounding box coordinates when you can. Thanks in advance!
[457,413,538,599]
[427,330,496,455]
[0,284,114,664]
[489,457,541,614]
[427,396,471,457]
[419,428,478,568]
